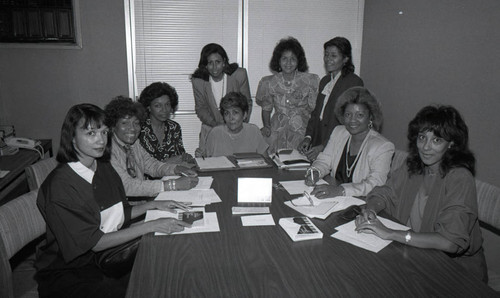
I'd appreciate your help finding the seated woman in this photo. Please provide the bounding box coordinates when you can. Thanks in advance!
[35,104,192,298]
[203,92,268,157]
[138,81,194,163]
[191,43,252,151]
[105,96,198,198]
[305,87,394,198]
[355,105,487,283]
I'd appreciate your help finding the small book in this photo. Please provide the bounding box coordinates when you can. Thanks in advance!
[279,217,323,242]
[177,209,205,227]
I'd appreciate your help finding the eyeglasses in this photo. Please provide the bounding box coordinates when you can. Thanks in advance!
[290,191,314,207]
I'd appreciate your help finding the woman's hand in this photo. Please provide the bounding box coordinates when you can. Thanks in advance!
[304,145,324,161]
[154,200,192,213]
[175,177,199,190]
[354,211,392,240]
[150,218,191,234]
[310,184,344,199]
[194,148,205,158]
[298,138,311,154]
[260,126,271,137]
[182,153,195,163]
[174,165,198,177]
[304,168,320,186]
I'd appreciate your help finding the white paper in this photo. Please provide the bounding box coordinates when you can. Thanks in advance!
[195,156,235,170]
[331,217,410,253]
[279,179,327,195]
[241,214,276,226]
[145,210,220,236]
[284,195,365,220]
[155,189,221,206]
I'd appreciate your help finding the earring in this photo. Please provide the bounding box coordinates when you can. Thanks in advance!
[368,120,373,129]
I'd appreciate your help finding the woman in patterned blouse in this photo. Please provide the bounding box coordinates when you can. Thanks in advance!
[138,82,194,163]
[256,37,320,154]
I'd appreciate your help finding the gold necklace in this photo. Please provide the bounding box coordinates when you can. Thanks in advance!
[281,71,296,94]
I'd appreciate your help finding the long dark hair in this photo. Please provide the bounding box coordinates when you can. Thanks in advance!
[57,103,111,163]
[269,37,309,73]
[407,105,475,176]
[324,37,355,76]
[191,43,239,81]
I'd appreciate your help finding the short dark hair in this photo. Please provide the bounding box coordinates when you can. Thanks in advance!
[104,96,145,129]
[407,105,475,176]
[191,43,239,81]
[219,92,249,117]
[269,37,309,73]
[324,37,355,76]
[139,82,179,111]
[57,103,111,163]
[334,87,383,132]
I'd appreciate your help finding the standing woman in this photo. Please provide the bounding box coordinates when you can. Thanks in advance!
[35,104,191,298]
[256,37,320,154]
[356,105,487,282]
[298,37,364,161]
[191,43,252,151]
[138,82,193,163]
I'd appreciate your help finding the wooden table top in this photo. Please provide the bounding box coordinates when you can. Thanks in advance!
[126,167,497,298]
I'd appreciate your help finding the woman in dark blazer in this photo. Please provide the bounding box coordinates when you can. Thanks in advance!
[298,37,364,161]
[191,43,252,153]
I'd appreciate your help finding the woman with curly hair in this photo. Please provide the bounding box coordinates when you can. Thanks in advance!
[356,105,487,283]
[138,82,194,163]
[105,96,198,198]
[256,36,319,154]
[191,43,252,151]
[305,87,394,198]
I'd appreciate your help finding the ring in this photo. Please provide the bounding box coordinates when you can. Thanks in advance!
[367,220,371,224]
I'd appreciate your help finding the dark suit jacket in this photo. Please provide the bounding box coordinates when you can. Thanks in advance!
[305,72,363,147]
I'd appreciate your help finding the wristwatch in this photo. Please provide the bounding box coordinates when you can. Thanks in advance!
[405,231,411,244]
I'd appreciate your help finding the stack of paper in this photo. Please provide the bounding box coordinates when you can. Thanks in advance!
[279,217,323,241]
[279,179,328,195]
[272,149,310,169]
[331,217,410,253]
[284,195,365,220]
[195,156,236,171]
[155,189,221,206]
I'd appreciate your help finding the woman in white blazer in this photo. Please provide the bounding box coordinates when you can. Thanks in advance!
[305,87,394,198]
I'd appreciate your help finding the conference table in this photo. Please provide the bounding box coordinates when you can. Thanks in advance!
[126,166,497,297]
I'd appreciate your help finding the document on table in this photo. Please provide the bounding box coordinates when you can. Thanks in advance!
[279,179,328,195]
[155,189,221,206]
[145,209,220,236]
[195,156,236,170]
[331,217,410,253]
[241,214,275,226]
[162,176,214,190]
[284,195,365,220]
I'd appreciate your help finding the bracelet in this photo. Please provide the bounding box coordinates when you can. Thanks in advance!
[405,231,411,244]
[172,179,176,191]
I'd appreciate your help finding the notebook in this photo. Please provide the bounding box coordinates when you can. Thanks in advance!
[236,177,273,207]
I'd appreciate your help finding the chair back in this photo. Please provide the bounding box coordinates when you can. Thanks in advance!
[0,190,45,298]
[389,149,408,177]
[25,157,58,191]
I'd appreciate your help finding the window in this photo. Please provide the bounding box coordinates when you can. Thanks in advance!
[126,0,364,154]
[0,0,81,48]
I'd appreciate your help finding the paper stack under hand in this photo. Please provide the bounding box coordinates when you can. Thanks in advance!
[284,195,365,220]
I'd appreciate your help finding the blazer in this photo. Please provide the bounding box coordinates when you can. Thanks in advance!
[192,67,252,128]
[313,125,394,197]
[305,72,363,147]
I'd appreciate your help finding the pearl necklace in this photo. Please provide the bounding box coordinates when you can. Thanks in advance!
[345,132,370,178]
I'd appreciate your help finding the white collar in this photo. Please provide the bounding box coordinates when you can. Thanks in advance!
[68,161,95,184]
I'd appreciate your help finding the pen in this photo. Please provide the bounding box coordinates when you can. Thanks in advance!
[303,191,314,206]
[180,172,188,177]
